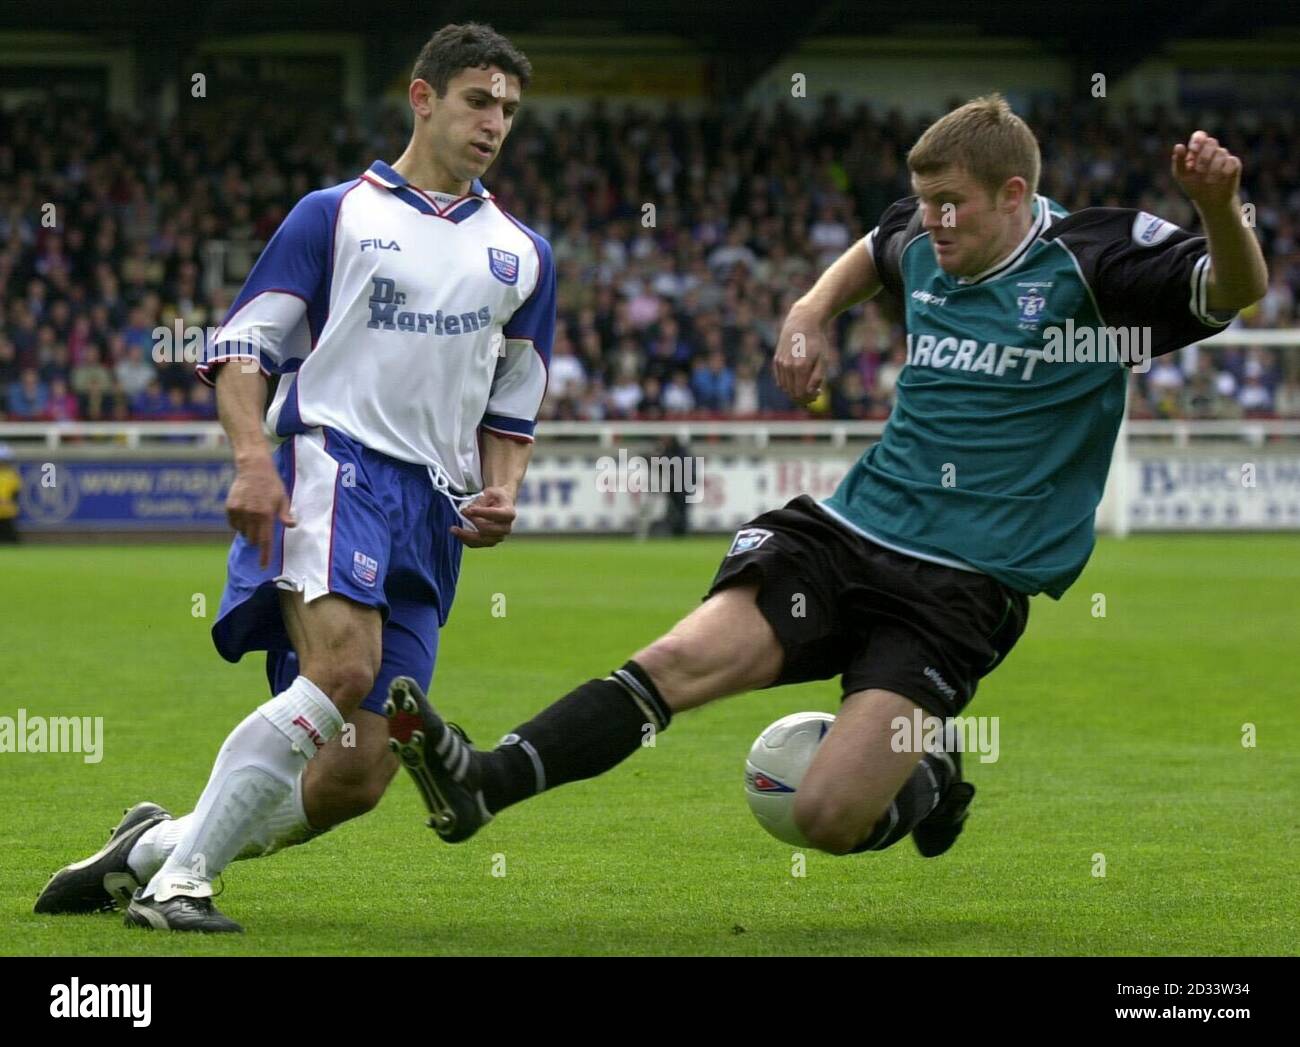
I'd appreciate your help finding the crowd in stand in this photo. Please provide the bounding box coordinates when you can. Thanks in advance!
[2,95,1298,425]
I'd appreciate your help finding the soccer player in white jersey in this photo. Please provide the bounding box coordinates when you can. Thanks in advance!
[35,23,554,932]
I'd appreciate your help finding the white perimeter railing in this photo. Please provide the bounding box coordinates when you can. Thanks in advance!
[2,419,1300,452]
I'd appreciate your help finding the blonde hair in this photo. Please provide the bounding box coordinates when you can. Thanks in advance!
[907,93,1041,199]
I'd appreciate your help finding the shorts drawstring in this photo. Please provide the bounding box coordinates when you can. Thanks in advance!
[427,462,480,529]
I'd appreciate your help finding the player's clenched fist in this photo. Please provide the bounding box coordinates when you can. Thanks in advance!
[452,485,517,548]
[226,455,295,568]
[1172,131,1243,210]
[774,308,830,405]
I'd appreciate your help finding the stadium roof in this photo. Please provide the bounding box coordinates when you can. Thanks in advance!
[5,0,1300,96]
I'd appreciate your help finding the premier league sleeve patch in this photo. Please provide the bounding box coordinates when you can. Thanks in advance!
[488,247,519,285]
[1131,211,1178,247]
[727,528,774,557]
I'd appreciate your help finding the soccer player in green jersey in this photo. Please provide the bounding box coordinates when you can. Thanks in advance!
[386,95,1267,857]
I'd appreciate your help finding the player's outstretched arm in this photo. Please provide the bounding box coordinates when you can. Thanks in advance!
[775,236,882,404]
[1172,131,1268,312]
[215,362,294,568]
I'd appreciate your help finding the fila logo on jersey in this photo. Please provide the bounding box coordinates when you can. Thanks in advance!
[727,528,774,556]
[367,277,492,335]
[359,239,401,251]
[352,551,379,587]
[488,247,519,285]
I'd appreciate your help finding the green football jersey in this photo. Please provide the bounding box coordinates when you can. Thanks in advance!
[823,195,1234,598]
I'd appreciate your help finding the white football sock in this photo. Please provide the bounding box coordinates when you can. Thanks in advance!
[127,769,322,881]
[143,676,342,901]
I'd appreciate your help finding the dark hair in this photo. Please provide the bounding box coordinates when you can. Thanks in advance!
[412,23,532,96]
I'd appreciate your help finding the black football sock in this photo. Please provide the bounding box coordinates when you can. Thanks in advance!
[849,751,954,853]
[479,660,672,814]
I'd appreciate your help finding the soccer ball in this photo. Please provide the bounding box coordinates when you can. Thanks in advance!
[744,712,834,846]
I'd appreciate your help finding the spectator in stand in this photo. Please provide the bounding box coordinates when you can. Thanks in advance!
[8,368,49,418]
[131,379,170,419]
[607,362,643,418]
[1275,380,1300,417]
[0,337,18,391]
[707,225,758,278]
[809,204,852,268]
[1239,375,1274,415]
[644,316,692,384]
[160,386,194,420]
[67,314,95,365]
[3,96,1298,423]
[70,344,112,402]
[691,350,734,412]
[1181,368,1219,418]
[121,304,154,356]
[115,345,156,399]
[38,342,72,387]
[831,369,873,419]
[662,370,695,416]
[189,383,218,420]
[545,333,587,414]
[45,377,79,421]
[639,376,665,420]
[578,379,608,421]
[874,348,906,406]
[1148,356,1185,398]
[733,358,760,416]
[1213,364,1239,405]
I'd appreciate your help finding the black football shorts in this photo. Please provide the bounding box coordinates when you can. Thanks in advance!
[705,495,1029,718]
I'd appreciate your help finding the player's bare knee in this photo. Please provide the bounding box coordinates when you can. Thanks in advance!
[794,810,858,856]
[350,774,389,816]
[793,791,879,856]
[633,631,700,705]
[302,656,379,714]
[311,761,388,824]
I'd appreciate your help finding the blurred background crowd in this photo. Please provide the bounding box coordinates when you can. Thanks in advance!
[2,96,1298,424]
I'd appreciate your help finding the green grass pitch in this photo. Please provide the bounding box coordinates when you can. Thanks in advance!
[2,535,1297,955]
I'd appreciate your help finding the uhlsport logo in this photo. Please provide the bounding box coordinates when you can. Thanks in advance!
[488,247,519,284]
[367,277,492,335]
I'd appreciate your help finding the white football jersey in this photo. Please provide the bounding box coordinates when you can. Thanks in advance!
[198,160,555,493]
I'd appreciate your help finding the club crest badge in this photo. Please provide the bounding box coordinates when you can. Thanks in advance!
[488,247,519,285]
[352,551,379,587]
